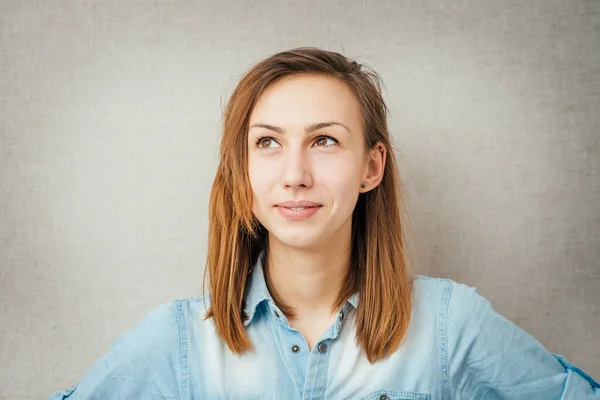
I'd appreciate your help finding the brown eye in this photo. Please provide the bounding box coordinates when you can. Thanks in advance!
[256,136,280,149]
[313,136,338,147]
[258,138,272,148]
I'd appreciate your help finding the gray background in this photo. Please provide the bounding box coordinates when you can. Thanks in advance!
[1,0,598,398]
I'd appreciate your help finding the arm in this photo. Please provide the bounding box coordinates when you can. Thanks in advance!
[45,302,182,400]
[447,282,599,399]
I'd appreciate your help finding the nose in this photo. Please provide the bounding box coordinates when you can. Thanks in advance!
[280,146,313,189]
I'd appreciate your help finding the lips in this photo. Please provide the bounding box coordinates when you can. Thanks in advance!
[275,201,322,220]
[276,200,322,209]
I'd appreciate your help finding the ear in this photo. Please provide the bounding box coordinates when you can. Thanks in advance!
[360,142,386,192]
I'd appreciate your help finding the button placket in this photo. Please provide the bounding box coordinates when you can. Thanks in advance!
[317,342,328,354]
[303,339,332,399]
[274,312,310,394]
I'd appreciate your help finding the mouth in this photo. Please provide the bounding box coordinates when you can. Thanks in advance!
[282,206,319,211]
[275,201,323,220]
[276,200,322,209]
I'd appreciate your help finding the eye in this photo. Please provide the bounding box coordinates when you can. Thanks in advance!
[313,135,338,148]
[256,136,280,149]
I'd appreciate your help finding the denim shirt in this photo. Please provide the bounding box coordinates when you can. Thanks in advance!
[47,255,599,399]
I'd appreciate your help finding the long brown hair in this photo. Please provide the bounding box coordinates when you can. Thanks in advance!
[204,47,414,363]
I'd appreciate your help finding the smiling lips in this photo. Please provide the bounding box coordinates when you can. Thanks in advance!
[276,201,322,220]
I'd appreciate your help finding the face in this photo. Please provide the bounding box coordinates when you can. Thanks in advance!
[247,74,384,251]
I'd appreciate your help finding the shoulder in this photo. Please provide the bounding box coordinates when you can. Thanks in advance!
[103,298,207,368]
[97,295,213,376]
[113,295,211,347]
[169,294,211,314]
[100,296,212,382]
[412,273,481,304]
[46,297,212,399]
[168,294,212,328]
[411,274,537,354]
[411,273,471,304]
[410,274,486,330]
[420,280,600,397]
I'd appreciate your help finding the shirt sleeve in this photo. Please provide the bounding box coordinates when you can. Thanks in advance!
[447,281,600,399]
[45,302,183,400]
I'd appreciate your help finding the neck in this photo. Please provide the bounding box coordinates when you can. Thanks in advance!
[265,230,352,320]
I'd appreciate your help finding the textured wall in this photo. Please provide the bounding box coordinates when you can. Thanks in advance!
[0,0,598,398]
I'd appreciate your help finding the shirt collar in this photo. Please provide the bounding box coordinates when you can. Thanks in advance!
[242,252,360,327]
[243,252,272,327]
[347,291,359,308]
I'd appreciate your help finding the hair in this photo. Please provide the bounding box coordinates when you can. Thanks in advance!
[204,47,414,363]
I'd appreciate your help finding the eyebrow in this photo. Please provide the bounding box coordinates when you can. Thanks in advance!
[248,121,351,134]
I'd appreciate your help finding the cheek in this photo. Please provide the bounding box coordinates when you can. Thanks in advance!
[248,158,274,208]
[337,180,361,209]
[316,163,361,205]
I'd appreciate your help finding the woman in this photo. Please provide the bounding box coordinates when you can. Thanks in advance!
[47,47,599,399]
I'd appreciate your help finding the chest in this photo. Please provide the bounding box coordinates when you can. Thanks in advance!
[188,309,441,400]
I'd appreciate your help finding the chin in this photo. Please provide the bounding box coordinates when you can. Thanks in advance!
[269,228,324,250]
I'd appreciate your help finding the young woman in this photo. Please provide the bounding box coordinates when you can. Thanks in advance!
[47,47,599,399]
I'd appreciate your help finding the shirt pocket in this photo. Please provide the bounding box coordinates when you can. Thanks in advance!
[359,389,431,400]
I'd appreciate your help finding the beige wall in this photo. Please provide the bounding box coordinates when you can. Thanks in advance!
[0,0,598,397]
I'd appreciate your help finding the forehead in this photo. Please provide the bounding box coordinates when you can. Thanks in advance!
[249,74,363,129]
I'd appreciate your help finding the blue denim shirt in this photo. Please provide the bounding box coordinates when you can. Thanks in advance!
[47,255,599,399]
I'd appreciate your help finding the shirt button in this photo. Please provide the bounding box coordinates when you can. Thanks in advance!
[339,311,345,322]
[273,310,280,318]
[318,342,328,353]
[379,395,390,400]
[291,345,300,354]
